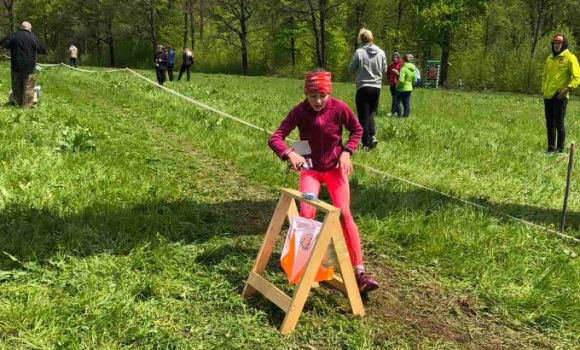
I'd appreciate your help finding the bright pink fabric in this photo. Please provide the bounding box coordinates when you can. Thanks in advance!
[299,167,363,266]
[268,98,363,171]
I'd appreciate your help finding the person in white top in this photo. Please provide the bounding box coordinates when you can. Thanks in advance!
[69,43,78,68]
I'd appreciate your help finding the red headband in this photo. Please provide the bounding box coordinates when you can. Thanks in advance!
[553,35,564,42]
[304,71,332,94]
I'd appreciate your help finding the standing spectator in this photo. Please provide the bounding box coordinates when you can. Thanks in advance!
[348,28,387,150]
[394,54,417,118]
[154,45,168,86]
[542,34,580,153]
[167,46,176,81]
[177,46,194,82]
[386,52,402,116]
[268,69,379,294]
[0,21,47,108]
[69,43,78,68]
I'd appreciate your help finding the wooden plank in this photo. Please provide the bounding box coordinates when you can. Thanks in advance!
[280,211,338,334]
[324,274,346,294]
[331,226,365,316]
[286,198,299,224]
[243,188,366,335]
[242,193,292,297]
[246,272,292,313]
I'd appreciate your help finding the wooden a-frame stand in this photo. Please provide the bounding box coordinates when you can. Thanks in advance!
[242,188,365,334]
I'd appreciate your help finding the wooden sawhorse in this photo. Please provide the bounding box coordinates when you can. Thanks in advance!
[242,188,365,334]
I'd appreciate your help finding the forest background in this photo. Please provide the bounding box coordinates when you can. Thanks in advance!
[1,0,580,92]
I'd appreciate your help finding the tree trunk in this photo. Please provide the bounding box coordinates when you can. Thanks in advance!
[190,0,196,50]
[291,34,295,66]
[319,0,326,68]
[3,0,14,34]
[107,22,115,67]
[149,0,157,57]
[530,6,542,58]
[240,1,249,75]
[307,0,322,67]
[395,1,406,50]
[199,0,204,40]
[353,3,364,52]
[97,36,102,66]
[439,29,451,87]
[109,39,115,67]
[183,12,188,46]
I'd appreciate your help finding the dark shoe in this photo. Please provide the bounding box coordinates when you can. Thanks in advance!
[369,136,378,149]
[355,272,379,293]
[557,148,565,153]
[546,147,557,154]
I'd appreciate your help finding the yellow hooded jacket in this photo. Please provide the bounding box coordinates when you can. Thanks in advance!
[542,49,580,99]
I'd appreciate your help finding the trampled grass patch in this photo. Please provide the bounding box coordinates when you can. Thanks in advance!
[0,64,579,348]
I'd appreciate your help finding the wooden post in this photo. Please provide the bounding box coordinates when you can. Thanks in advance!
[242,188,365,334]
[560,143,575,233]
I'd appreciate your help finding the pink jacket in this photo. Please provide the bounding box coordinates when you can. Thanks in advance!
[268,97,363,171]
[386,59,402,87]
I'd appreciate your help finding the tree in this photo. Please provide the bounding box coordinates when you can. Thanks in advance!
[1,0,15,34]
[205,0,264,74]
[414,0,489,86]
[525,0,556,58]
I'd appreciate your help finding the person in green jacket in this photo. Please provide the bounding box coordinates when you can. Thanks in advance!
[394,54,417,118]
[542,34,580,153]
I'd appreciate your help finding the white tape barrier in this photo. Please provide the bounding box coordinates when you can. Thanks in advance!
[125,69,272,135]
[13,60,580,243]
[37,62,126,73]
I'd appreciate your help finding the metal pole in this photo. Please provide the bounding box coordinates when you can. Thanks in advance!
[560,142,575,233]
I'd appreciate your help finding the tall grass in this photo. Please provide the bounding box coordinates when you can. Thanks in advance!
[0,64,579,348]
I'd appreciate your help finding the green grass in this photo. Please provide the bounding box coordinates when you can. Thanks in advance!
[0,64,580,348]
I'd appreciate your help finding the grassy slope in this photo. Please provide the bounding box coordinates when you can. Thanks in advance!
[0,64,579,348]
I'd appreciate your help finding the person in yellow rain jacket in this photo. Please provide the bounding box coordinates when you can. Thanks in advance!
[542,34,580,153]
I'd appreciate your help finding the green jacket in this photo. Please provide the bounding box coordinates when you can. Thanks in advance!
[542,49,580,99]
[396,62,417,92]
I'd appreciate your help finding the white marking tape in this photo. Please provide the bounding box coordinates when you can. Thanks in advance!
[22,61,580,243]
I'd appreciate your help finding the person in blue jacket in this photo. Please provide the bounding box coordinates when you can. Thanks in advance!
[167,46,176,81]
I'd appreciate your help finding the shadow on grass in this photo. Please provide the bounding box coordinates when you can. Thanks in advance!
[348,176,580,238]
[473,198,580,235]
[0,197,278,269]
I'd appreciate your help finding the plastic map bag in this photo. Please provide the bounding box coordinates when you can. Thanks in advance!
[280,216,334,284]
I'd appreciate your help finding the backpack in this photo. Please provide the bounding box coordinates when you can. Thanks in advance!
[414,67,421,87]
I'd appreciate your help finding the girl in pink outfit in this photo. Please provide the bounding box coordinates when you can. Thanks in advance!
[268,69,379,293]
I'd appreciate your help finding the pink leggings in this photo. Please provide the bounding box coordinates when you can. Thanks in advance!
[299,168,363,266]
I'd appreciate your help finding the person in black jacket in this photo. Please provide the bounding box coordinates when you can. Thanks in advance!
[177,46,194,82]
[154,45,168,85]
[0,21,47,108]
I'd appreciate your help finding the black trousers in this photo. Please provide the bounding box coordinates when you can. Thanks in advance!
[389,86,398,113]
[355,86,381,147]
[544,97,568,151]
[167,64,174,81]
[178,64,191,81]
[155,68,166,85]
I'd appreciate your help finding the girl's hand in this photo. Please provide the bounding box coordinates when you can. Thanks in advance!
[287,151,307,171]
[338,151,353,175]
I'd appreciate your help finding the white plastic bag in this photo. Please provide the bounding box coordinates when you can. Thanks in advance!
[280,216,334,284]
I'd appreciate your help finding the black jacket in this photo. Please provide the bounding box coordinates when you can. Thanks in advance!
[0,28,47,73]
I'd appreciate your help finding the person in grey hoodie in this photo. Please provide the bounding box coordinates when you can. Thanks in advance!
[348,28,387,149]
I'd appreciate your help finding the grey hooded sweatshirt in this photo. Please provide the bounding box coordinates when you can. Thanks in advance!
[348,43,387,90]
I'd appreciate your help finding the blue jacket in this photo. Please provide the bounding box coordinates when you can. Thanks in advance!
[168,49,176,65]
